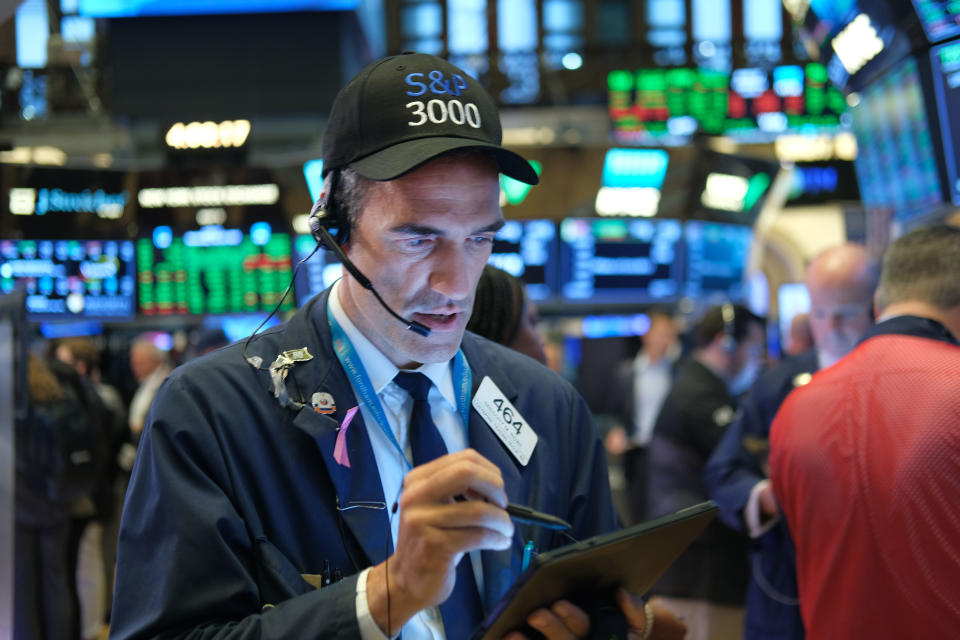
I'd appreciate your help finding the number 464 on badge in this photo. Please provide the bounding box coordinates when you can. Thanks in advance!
[472,376,538,466]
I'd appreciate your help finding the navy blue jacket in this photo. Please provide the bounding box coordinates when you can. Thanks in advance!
[110,290,619,639]
[703,349,818,640]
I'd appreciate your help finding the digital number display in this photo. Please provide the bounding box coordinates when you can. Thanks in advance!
[558,218,683,303]
[608,63,846,143]
[292,234,343,307]
[137,227,295,315]
[684,221,753,301]
[930,40,960,205]
[0,239,136,319]
[850,57,944,217]
[488,220,558,301]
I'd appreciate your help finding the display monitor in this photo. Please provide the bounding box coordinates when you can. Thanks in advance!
[0,239,136,320]
[912,0,960,43]
[488,220,559,302]
[850,56,945,217]
[77,0,358,16]
[690,151,779,225]
[607,63,846,144]
[930,39,960,206]
[292,234,343,307]
[203,313,283,343]
[137,225,295,315]
[558,218,683,303]
[684,221,753,301]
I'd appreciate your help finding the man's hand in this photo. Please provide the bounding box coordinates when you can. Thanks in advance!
[502,589,687,640]
[758,483,779,519]
[605,426,629,456]
[366,449,515,635]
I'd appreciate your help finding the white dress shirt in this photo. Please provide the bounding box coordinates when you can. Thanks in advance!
[328,282,472,640]
[631,353,672,447]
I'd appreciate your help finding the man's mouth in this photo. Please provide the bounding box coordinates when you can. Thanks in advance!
[411,311,461,330]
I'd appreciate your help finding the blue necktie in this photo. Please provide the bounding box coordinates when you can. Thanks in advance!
[394,371,485,639]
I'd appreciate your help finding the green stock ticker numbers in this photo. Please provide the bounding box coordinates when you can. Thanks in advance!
[136,231,295,315]
[608,62,846,141]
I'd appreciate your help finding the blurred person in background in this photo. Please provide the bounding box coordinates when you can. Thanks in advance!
[54,337,129,636]
[16,352,100,640]
[466,264,547,364]
[770,225,960,639]
[646,304,766,640]
[703,243,877,640]
[605,311,679,525]
[127,335,172,438]
[783,313,813,357]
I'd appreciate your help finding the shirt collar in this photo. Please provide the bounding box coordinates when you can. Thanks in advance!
[328,281,457,405]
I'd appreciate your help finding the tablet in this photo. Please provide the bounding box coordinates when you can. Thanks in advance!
[472,500,718,640]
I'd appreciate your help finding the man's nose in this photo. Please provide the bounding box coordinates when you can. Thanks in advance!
[429,243,472,301]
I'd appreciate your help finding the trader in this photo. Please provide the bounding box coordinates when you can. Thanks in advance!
[646,303,766,640]
[111,52,680,640]
[703,243,876,639]
[770,225,960,639]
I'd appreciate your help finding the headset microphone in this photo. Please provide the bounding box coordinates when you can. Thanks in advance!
[311,215,431,338]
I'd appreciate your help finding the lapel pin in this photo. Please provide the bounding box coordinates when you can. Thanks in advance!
[312,392,337,414]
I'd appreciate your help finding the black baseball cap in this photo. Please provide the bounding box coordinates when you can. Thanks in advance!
[322,52,539,185]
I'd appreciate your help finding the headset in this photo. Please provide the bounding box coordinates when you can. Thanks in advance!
[720,303,738,353]
[242,169,431,371]
[308,169,430,337]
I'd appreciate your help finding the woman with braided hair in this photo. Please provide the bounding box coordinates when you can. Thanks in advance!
[467,264,548,364]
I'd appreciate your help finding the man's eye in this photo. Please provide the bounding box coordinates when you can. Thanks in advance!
[404,237,433,249]
[470,235,494,246]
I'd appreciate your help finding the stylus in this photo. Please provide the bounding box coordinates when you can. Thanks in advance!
[454,495,572,531]
[506,503,572,531]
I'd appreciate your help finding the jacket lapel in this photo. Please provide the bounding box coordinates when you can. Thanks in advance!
[265,291,393,568]
[293,404,393,567]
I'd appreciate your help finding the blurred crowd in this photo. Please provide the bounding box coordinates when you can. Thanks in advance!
[13,328,227,640]
[11,224,960,640]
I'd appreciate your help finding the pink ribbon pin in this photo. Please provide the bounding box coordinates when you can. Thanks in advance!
[333,406,359,468]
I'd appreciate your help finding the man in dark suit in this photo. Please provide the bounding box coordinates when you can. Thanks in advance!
[703,243,877,639]
[111,53,684,640]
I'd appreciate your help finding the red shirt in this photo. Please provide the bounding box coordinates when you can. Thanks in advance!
[770,331,960,639]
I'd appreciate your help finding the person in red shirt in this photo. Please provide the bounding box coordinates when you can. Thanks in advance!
[769,224,960,639]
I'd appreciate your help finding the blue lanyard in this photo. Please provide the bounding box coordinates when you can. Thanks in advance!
[328,307,473,470]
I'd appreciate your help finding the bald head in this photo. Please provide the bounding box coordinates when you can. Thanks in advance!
[130,339,168,383]
[805,244,878,367]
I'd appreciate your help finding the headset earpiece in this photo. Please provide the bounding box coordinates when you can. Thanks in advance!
[308,170,348,249]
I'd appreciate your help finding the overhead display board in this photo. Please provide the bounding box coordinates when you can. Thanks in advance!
[1,168,131,240]
[930,39,960,205]
[77,0,358,16]
[912,0,960,43]
[489,220,559,302]
[850,56,945,217]
[292,235,342,307]
[0,239,136,320]
[137,225,295,315]
[608,63,846,144]
[684,221,753,301]
[558,218,683,303]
